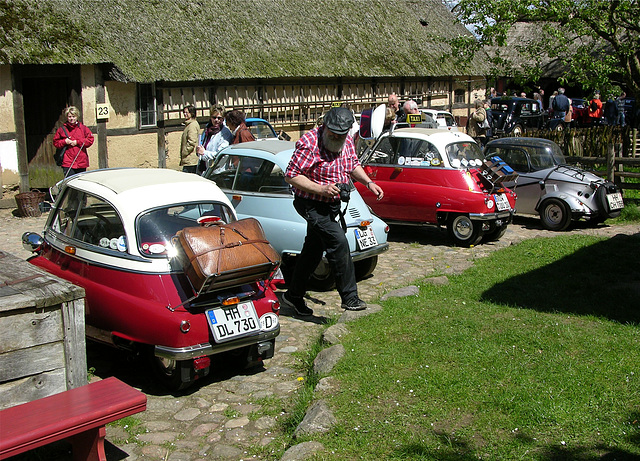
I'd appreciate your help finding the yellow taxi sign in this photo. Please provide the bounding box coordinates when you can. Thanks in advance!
[407,113,422,125]
[331,101,344,108]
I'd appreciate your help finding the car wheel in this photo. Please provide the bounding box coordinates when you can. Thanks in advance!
[511,124,524,136]
[309,260,336,291]
[540,198,572,231]
[151,355,194,392]
[354,256,378,281]
[447,214,482,247]
[482,223,508,242]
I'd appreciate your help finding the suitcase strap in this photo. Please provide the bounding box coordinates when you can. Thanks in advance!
[189,238,272,263]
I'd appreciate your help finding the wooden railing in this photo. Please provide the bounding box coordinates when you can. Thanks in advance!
[523,126,640,192]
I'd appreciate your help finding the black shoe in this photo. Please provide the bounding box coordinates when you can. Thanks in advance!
[341,297,367,311]
[283,291,313,316]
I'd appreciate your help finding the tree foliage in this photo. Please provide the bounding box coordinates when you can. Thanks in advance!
[449,0,640,98]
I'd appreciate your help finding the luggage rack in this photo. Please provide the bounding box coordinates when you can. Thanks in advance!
[195,261,279,297]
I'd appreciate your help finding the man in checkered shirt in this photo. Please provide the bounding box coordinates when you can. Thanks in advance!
[282,106,384,316]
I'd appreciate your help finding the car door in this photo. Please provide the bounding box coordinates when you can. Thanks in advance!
[362,135,444,223]
[519,101,544,129]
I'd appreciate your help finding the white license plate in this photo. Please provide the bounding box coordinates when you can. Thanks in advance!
[606,192,624,210]
[354,226,378,250]
[494,193,510,211]
[206,301,260,343]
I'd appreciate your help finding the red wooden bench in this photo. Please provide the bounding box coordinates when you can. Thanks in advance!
[0,377,147,461]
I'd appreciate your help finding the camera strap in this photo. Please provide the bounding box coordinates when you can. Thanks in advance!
[338,201,348,232]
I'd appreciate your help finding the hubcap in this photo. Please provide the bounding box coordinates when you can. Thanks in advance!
[545,204,563,224]
[454,217,473,239]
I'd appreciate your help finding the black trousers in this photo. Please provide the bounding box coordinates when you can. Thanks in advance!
[289,196,357,302]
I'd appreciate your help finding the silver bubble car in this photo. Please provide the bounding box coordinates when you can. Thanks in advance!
[484,137,624,231]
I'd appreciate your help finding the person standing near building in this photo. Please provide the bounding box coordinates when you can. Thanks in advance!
[196,104,233,173]
[225,110,255,144]
[467,99,489,146]
[53,106,94,177]
[616,91,627,126]
[180,105,200,173]
[551,88,570,120]
[588,91,603,123]
[282,106,384,316]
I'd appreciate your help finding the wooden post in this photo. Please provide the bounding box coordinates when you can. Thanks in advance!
[607,140,615,183]
[11,67,29,193]
[95,67,108,170]
[156,85,166,169]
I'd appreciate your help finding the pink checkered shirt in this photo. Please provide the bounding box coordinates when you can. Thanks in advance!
[285,126,359,203]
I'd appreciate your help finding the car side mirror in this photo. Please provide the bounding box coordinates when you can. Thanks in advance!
[22,232,44,253]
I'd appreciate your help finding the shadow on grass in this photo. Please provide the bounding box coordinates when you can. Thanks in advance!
[481,232,640,324]
[392,430,640,461]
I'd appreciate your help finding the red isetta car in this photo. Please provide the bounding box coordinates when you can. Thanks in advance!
[356,123,517,246]
[22,169,280,390]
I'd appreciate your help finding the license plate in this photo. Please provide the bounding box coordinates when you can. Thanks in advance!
[494,193,510,211]
[206,301,260,343]
[606,192,624,210]
[354,226,378,250]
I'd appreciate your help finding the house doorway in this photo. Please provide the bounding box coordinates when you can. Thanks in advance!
[15,65,81,188]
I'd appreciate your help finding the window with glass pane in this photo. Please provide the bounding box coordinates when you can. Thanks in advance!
[139,83,157,127]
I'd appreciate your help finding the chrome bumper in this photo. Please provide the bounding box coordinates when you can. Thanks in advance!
[469,210,514,221]
[154,326,280,361]
[351,242,389,262]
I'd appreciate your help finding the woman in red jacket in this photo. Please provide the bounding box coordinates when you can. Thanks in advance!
[53,106,94,177]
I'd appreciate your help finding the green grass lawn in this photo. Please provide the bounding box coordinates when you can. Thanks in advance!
[296,234,640,460]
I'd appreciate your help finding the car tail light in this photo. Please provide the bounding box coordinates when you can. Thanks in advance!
[223,296,240,306]
[64,246,76,255]
[384,225,390,234]
[193,356,210,371]
[232,195,243,201]
[180,320,191,333]
[270,299,280,313]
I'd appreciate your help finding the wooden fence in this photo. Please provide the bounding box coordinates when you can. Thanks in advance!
[523,126,640,192]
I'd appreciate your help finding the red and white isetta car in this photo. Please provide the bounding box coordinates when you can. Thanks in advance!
[23,168,281,390]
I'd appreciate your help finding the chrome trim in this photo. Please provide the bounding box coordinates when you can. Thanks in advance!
[154,326,280,360]
[350,242,389,262]
[469,210,514,221]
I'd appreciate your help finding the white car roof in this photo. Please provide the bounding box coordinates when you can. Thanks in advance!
[64,168,233,217]
[390,127,473,143]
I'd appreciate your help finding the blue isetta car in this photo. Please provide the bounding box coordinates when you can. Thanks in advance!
[203,139,389,290]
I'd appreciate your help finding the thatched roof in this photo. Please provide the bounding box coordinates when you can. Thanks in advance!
[0,0,487,82]
[486,22,608,79]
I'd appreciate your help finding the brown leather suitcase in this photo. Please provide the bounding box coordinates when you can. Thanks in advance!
[173,218,280,295]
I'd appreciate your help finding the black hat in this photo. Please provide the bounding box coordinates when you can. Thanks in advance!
[323,107,354,135]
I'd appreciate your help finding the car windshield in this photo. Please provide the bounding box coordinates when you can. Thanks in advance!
[445,141,484,168]
[136,202,234,257]
[528,144,566,169]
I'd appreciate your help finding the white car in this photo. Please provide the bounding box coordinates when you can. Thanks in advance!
[420,109,459,131]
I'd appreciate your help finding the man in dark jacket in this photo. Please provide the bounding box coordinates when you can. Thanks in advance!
[551,87,570,119]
